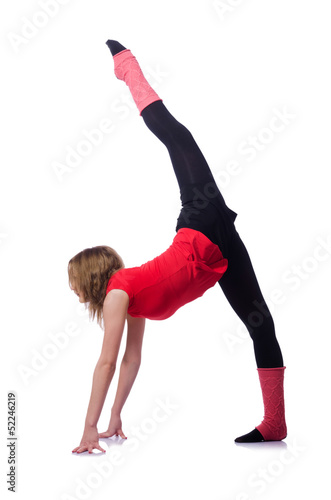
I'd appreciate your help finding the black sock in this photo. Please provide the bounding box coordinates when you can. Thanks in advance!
[235,428,265,443]
[105,40,127,56]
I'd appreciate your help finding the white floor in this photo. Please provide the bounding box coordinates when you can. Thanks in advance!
[1,0,330,498]
[3,291,330,500]
[4,386,330,500]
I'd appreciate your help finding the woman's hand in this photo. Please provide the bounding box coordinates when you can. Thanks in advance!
[72,425,106,454]
[98,413,127,440]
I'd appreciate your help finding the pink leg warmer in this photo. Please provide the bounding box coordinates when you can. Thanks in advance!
[113,49,162,115]
[255,367,287,441]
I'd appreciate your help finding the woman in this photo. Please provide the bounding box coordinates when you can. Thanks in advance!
[71,40,287,454]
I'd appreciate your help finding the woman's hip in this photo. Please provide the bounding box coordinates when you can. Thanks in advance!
[175,182,238,259]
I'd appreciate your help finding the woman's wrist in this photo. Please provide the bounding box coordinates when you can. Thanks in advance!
[84,420,98,430]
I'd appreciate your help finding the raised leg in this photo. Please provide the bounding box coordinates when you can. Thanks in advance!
[106,40,216,192]
[106,40,162,114]
[141,101,216,190]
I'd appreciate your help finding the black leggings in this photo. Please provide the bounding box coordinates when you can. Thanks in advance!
[141,101,283,368]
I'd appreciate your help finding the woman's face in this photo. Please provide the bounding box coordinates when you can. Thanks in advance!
[75,290,86,303]
[70,281,86,303]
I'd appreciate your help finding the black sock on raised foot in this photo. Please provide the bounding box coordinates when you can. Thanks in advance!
[235,428,265,443]
[105,40,127,56]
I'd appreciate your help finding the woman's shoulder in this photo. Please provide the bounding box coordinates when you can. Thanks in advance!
[106,267,139,297]
[103,288,130,309]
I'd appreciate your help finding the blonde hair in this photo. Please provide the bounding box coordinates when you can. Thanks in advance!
[68,246,124,328]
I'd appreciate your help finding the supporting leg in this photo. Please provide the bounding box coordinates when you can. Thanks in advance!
[219,230,283,368]
[218,229,287,442]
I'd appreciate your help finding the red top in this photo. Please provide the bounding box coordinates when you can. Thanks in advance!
[106,228,228,320]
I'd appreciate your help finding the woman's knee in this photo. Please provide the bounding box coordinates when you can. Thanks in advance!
[246,313,276,341]
[164,119,192,146]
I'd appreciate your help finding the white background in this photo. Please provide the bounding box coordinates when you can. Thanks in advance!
[1,0,330,498]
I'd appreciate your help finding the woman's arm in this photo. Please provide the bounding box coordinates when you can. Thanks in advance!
[112,314,145,415]
[72,290,129,454]
[83,362,116,428]
[99,314,145,439]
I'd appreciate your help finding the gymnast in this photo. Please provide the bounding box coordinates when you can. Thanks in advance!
[70,40,287,454]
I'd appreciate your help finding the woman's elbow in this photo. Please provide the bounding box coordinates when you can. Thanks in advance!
[98,358,117,372]
[122,356,141,368]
